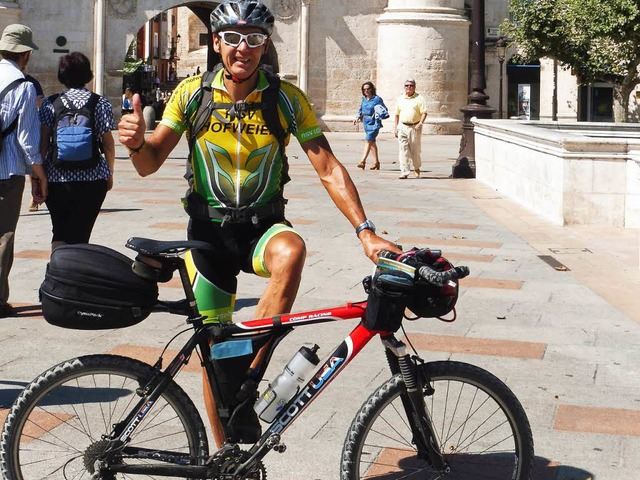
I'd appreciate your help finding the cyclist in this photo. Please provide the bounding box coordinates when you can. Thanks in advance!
[118,0,400,446]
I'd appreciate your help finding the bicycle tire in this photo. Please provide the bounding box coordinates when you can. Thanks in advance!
[341,360,534,479]
[1,354,209,480]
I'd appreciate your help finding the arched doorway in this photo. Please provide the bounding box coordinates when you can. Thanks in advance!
[118,3,216,115]
[104,1,213,117]
[114,1,279,118]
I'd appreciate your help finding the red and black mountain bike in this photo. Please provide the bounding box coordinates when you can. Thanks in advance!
[1,237,534,479]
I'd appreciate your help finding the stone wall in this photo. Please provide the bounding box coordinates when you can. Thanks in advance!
[474,119,640,228]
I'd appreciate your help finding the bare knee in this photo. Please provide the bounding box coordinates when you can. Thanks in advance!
[265,233,306,276]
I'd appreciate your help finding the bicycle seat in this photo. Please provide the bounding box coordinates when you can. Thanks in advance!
[126,237,212,256]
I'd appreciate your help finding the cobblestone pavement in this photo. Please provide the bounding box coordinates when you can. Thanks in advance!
[1,132,639,479]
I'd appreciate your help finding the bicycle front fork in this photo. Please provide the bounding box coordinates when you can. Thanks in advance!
[382,335,448,472]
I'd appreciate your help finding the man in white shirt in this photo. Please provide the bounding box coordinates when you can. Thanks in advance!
[0,24,48,317]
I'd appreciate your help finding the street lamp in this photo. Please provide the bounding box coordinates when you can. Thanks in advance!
[451,0,496,178]
[496,36,507,119]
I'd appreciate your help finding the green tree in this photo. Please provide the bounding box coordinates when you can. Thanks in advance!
[124,38,143,75]
[503,0,640,121]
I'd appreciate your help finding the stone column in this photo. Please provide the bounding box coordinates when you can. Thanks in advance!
[94,0,106,95]
[298,0,311,92]
[376,0,469,134]
[0,1,21,32]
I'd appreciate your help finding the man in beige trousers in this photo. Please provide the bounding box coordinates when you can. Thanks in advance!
[393,78,427,179]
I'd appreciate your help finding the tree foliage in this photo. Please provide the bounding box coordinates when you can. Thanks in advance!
[123,39,143,75]
[503,0,640,120]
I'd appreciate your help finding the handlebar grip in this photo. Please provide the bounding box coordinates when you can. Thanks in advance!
[454,266,470,279]
[418,265,470,287]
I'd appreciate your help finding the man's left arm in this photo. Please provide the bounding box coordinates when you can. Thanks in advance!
[417,95,428,129]
[301,134,401,262]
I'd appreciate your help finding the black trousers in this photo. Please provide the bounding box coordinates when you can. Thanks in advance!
[45,180,108,244]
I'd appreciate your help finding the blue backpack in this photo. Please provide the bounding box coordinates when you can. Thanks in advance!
[50,93,101,170]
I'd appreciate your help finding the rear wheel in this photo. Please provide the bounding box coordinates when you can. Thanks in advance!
[1,354,209,480]
[341,360,534,479]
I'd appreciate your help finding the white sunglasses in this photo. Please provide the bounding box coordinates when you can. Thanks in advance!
[218,31,268,48]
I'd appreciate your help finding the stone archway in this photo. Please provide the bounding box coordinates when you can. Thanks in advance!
[103,1,218,113]
[104,0,280,116]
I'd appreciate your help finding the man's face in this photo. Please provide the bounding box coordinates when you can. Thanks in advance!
[213,27,268,81]
[404,82,416,95]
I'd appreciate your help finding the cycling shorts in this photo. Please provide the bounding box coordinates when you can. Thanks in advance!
[185,218,301,323]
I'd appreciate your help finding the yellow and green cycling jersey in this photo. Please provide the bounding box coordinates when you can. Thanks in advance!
[160,69,323,211]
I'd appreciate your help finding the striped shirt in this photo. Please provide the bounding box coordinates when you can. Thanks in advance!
[0,59,42,180]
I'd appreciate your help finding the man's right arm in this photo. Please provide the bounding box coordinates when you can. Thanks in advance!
[117,94,181,177]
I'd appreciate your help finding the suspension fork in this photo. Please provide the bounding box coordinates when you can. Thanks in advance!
[382,335,447,472]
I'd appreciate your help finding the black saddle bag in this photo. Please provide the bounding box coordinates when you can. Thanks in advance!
[40,244,159,329]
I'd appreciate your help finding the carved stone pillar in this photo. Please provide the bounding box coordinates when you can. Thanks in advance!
[376,0,469,134]
[0,1,21,33]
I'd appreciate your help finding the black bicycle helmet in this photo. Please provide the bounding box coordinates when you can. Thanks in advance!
[211,0,275,36]
[406,255,459,319]
[390,248,460,319]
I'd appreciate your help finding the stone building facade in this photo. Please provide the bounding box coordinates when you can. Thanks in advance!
[1,0,636,132]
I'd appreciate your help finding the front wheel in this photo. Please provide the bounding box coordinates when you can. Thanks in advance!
[1,354,209,480]
[341,360,534,479]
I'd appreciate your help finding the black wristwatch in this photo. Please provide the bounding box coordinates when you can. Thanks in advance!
[355,219,376,236]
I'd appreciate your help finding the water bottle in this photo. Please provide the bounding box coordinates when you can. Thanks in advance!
[254,344,320,422]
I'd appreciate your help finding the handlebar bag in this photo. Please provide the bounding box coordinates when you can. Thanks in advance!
[40,244,159,329]
[363,272,412,333]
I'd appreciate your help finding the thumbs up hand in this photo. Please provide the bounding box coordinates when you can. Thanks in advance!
[118,93,147,153]
[131,93,143,117]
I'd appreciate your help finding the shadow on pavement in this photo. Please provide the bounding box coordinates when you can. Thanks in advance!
[0,381,30,408]
[99,208,143,213]
[533,456,594,479]
[235,298,259,309]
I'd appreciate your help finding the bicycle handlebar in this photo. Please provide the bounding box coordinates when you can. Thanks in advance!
[417,265,470,287]
[378,248,470,288]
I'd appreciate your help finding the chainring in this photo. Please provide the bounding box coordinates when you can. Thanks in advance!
[208,445,267,480]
